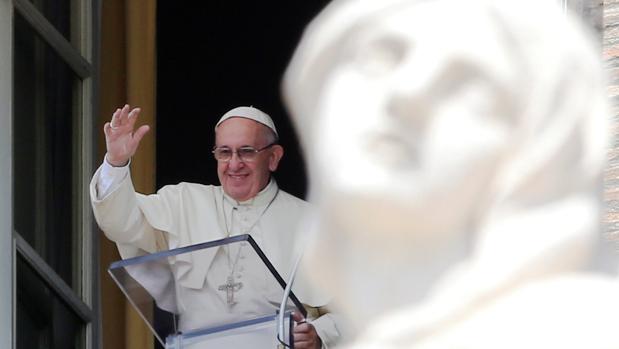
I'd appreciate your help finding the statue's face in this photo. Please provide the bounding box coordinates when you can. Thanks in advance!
[284,1,527,326]
[309,2,518,242]
[288,0,607,335]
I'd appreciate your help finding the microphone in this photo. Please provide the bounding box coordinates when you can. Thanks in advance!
[277,249,305,347]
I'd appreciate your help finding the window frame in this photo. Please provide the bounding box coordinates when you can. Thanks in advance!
[0,0,14,347]
[4,0,101,348]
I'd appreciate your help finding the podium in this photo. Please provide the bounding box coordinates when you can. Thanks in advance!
[108,234,306,348]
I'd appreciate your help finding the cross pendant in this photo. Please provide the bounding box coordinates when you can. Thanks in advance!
[218,275,243,305]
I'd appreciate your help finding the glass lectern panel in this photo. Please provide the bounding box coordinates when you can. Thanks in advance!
[108,234,305,348]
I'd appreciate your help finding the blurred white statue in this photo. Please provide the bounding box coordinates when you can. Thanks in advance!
[283,0,619,347]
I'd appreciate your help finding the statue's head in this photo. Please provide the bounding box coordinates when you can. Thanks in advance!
[284,0,609,334]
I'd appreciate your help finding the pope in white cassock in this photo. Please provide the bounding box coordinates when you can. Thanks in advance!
[89,105,341,349]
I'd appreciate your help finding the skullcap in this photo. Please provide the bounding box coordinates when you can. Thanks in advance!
[215,106,278,138]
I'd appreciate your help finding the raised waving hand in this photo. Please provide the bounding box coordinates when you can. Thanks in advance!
[104,104,150,167]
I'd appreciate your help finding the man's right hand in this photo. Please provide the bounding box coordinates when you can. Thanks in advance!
[104,104,150,167]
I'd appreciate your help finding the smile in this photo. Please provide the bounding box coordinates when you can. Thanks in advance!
[228,174,249,180]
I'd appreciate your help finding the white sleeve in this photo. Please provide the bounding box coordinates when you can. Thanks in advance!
[311,313,345,349]
[95,155,130,199]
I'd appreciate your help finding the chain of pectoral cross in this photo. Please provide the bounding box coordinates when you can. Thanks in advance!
[217,188,279,305]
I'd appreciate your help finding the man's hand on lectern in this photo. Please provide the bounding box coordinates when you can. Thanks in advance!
[292,312,322,349]
[104,104,150,167]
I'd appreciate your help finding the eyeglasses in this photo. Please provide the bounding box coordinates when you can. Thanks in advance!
[212,143,276,162]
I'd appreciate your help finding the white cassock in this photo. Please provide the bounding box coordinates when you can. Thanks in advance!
[90,160,342,348]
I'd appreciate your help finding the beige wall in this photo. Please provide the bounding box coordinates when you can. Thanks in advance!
[98,0,156,348]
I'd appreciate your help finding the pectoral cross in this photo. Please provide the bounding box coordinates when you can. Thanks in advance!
[218,275,243,305]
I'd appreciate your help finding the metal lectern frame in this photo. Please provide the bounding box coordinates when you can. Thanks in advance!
[108,234,306,348]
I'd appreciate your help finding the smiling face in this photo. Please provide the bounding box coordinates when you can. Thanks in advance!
[215,117,283,202]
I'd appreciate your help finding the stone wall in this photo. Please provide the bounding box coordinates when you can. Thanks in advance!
[603,0,619,241]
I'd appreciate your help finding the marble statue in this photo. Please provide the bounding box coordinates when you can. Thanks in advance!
[283,0,619,347]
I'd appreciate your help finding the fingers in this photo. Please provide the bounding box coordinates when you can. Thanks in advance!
[293,340,316,349]
[106,105,149,142]
[132,125,151,146]
[293,322,312,334]
[103,121,118,141]
[110,107,122,129]
[110,104,141,130]
[293,322,321,349]
[127,107,141,128]
[104,122,112,135]
[117,104,130,128]
[293,336,317,349]
[293,327,320,349]
[292,311,305,323]
[104,105,149,166]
